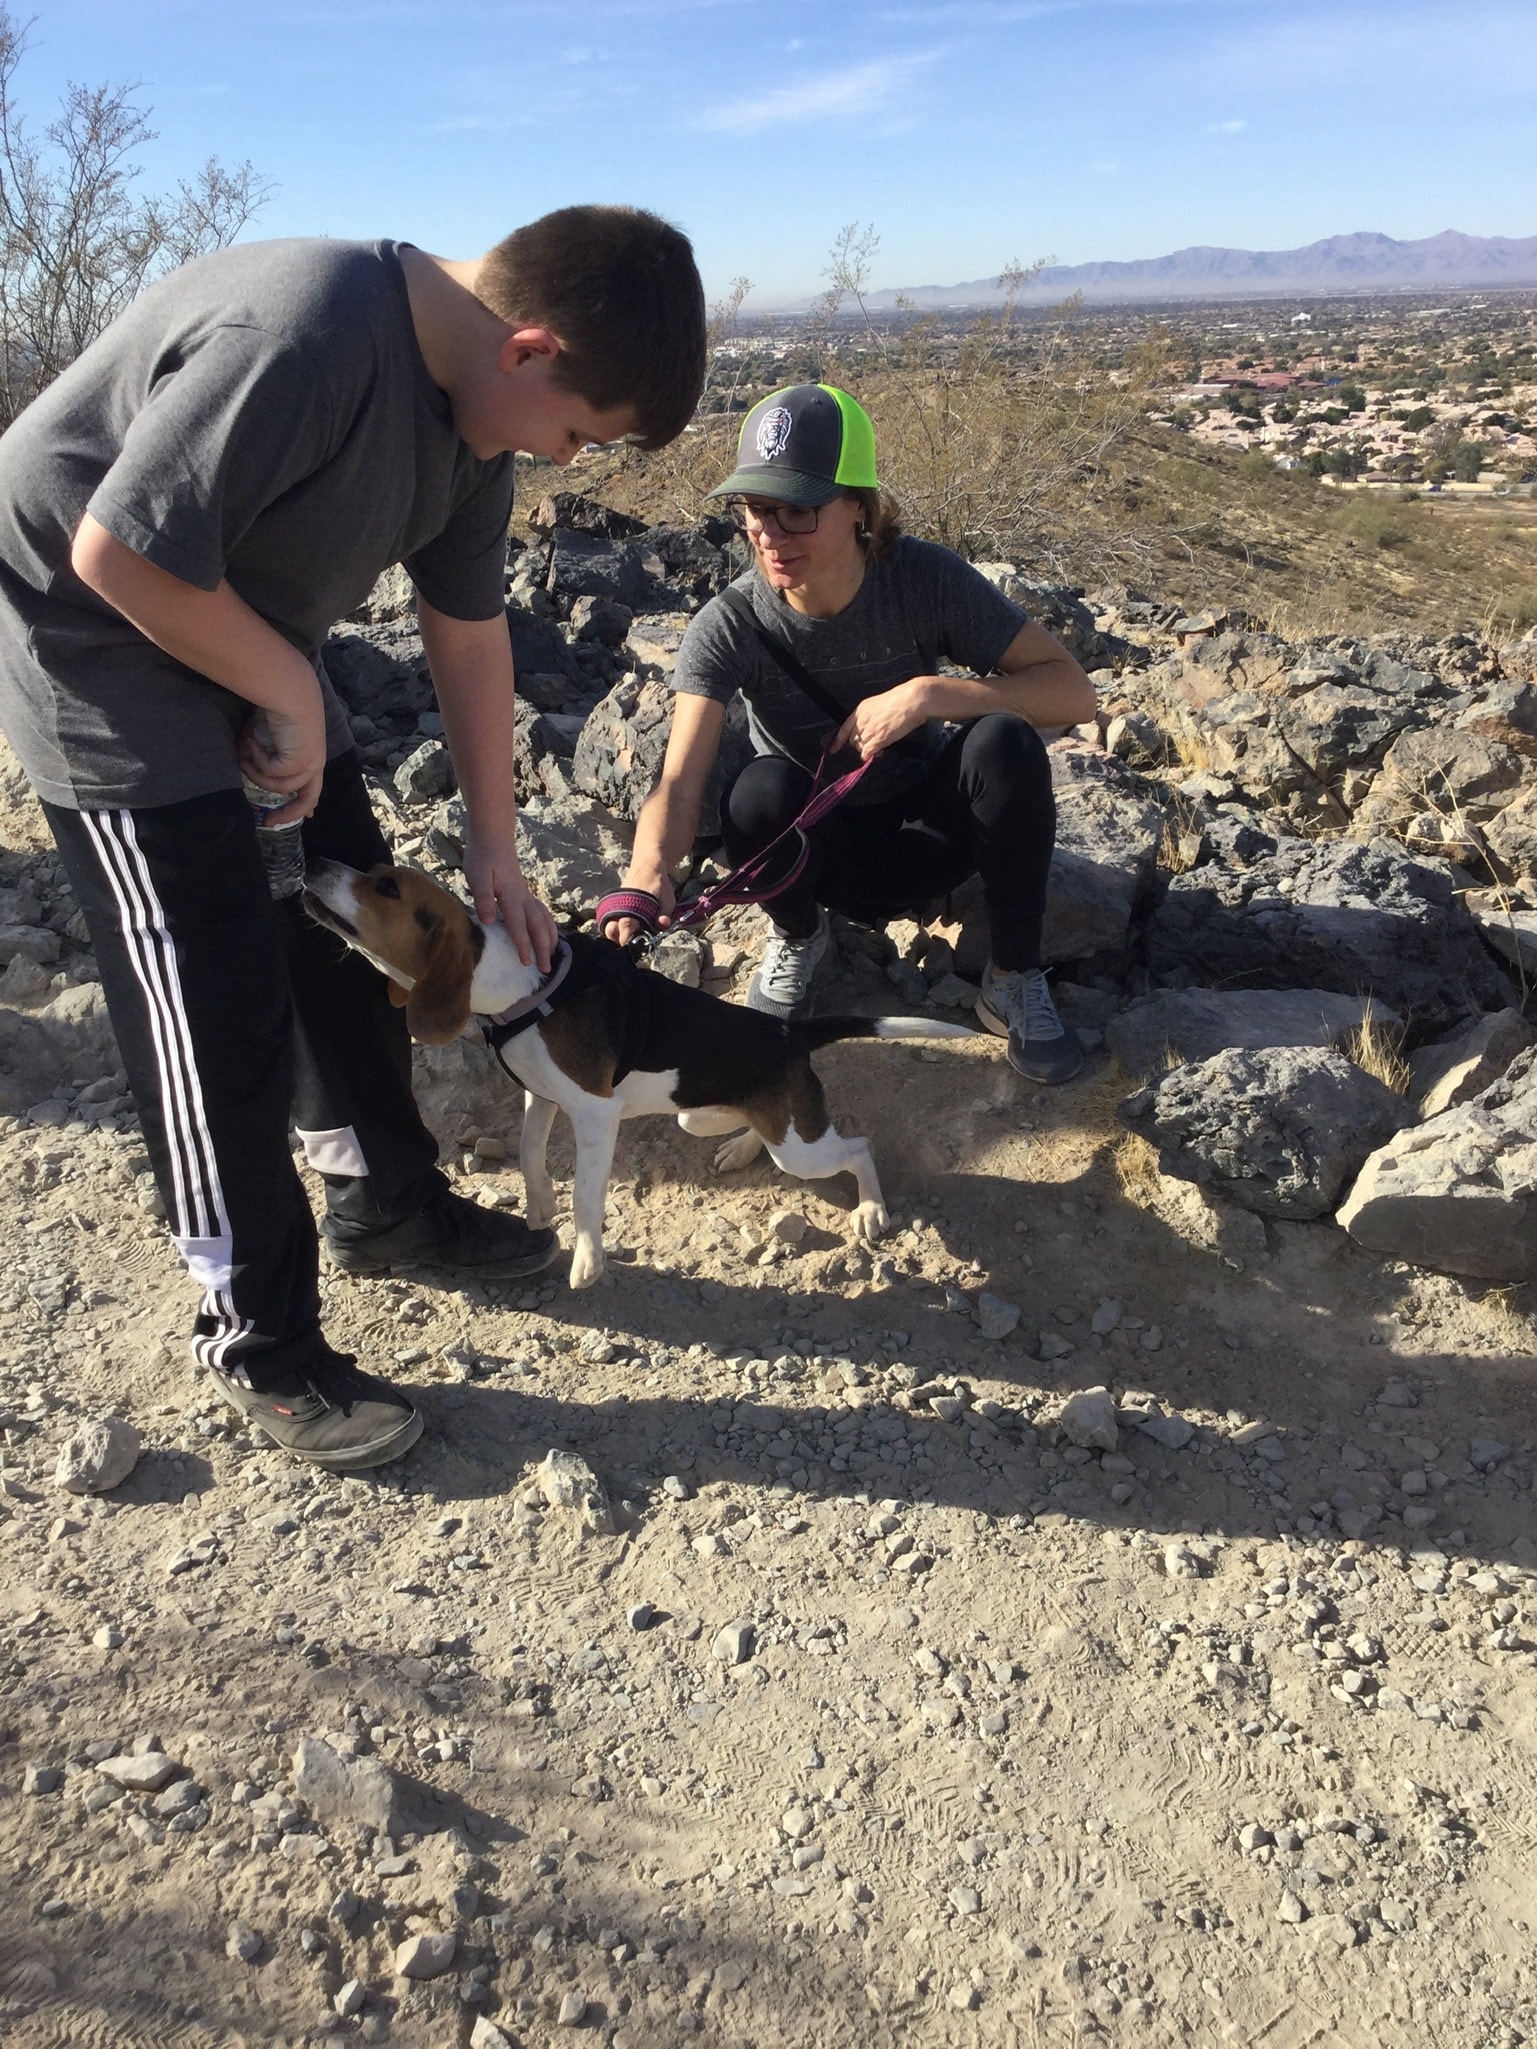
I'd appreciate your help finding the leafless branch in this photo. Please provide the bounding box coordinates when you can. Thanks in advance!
[0,6,273,428]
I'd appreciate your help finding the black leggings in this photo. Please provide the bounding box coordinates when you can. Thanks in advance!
[44,750,444,1385]
[720,713,1055,971]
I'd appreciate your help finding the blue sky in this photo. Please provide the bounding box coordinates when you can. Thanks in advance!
[11,0,1537,306]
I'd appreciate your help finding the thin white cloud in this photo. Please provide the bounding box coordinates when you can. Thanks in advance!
[697,52,939,133]
[1205,117,1245,132]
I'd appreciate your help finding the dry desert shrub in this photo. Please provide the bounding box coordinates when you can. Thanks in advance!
[1112,1130,1164,1210]
[1343,1006,1412,1096]
[597,226,1174,579]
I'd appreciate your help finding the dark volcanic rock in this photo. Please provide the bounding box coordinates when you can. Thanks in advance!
[1148,836,1514,1030]
[1106,986,1393,1081]
[548,530,669,610]
[573,676,753,836]
[322,625,432,722]
[1042,750,1166,960]
[506,605,582,686]
[529,491,649,541]
[1274,682,1427,778]
[1120,1045,1415,1220]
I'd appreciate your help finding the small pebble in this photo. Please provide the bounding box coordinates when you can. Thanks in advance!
[396,1930,457,1979]
[713,1621,754,1665]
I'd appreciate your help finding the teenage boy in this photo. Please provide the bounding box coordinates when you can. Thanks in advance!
[0,206,706,1471]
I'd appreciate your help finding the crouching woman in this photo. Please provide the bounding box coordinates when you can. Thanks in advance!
[605,383,1097,1083]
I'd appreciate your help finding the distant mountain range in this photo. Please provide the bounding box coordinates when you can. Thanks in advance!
[843,232,1537,311]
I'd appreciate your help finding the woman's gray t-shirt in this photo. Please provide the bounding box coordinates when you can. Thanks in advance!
[671,537,1028,806]
[0,237,515,809]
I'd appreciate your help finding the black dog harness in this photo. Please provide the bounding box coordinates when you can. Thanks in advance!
[477,936,653,1088]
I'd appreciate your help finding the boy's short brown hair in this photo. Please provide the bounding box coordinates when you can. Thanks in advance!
[479,205,705,450]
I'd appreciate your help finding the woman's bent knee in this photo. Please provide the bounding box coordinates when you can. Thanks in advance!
[961,713,1052,796]
[724,755,814,842]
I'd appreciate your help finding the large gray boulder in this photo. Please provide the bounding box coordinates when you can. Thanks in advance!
[1455,678,1537,757]
[1338,1046,1537,1280]
[429,792,630,914]
[1119,1045,1415,1220]
[1351,727,1527,834]
[1106,987,1394,1081]
[322,623,434,722]
[547,530,669,611]
[1409,1008,1534,1117]
[1274,681,1426,779]
[1484,783,1537,885]
[1041,750,1165,961]
[1148,835,1513,1030]
[572,676,754,837]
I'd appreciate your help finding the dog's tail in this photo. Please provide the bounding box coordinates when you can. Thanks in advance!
[791,1014,977,1054]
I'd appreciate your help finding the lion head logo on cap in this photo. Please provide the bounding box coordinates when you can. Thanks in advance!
[755,405,794,463]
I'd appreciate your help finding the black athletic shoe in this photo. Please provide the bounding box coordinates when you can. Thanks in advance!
[209,1350,422,1471]
[976,965,1085,1085]
[323,1186,561,1281]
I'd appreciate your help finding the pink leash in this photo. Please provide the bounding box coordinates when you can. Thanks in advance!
[594,743,873,940]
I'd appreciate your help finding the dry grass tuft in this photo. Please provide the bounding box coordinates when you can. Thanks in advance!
[1113,1131,1164,1210]
[1344,1006,1412,1096]
[1157,790,1205,874]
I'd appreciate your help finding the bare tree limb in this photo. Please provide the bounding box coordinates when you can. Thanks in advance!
[0,6,273,428]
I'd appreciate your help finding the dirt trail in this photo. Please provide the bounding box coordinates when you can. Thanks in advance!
[2,759,1536,2049]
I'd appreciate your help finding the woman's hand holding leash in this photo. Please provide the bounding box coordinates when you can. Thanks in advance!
[603,871,676,947]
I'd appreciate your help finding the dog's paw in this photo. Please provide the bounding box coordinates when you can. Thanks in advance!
[568,1240,607,1290]
[851,1200,889,1245]
[714,1129,763,1173]
[524,1190,558,1231]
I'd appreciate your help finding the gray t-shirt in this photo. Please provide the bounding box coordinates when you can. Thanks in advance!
[672,538,1028,806]
[0,237,515,808]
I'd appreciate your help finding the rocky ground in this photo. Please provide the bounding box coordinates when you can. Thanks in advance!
[2,500,1537,2048]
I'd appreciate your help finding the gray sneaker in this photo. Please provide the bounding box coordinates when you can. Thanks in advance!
[746,906,831,1021]
[209,1350,422,1471]
[977,965,1084,1084]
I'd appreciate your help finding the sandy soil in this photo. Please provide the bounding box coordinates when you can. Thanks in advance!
[2,759,1536,2049]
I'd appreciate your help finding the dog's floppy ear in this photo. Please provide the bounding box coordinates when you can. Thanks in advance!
[404,917,476,1045]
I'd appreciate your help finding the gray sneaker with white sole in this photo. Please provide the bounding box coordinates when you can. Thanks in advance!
[976,965,1084,1084]
[745,905,832,1022]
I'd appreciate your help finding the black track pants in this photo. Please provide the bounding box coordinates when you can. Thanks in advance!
[43,750,443,1385]
[720,713,1057,971]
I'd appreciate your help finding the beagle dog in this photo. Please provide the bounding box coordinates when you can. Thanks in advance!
[303,859,970,1289]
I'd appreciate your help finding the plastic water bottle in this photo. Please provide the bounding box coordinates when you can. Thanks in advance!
[241,716,306,900]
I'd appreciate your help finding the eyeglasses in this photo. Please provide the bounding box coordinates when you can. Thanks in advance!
[727,499,822,537]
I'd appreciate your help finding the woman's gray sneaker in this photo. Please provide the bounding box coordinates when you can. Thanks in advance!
[746,906,832,1022]
[209,1351,422,1471]
[976,965,1084,1085]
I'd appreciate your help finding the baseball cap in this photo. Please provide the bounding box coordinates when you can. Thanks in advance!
[706,383,879,508]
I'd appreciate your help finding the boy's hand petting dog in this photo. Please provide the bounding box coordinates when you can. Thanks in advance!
[463,829,558,973]
[238,696,327,823]
[832,678,932,761]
